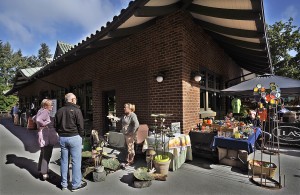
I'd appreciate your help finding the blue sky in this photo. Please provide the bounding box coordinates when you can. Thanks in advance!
[0,0,299,57]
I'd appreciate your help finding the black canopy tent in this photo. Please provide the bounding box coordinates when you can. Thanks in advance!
[221,74,300,97]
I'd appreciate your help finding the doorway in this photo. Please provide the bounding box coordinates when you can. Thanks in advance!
[103,90,116,134]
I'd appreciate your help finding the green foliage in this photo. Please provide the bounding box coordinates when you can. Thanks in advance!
[101,158,120,171]
[0,79,18,111]
[0,40,52,110]
[133,167,154,181]
[25,55,40,68]
[267,18,300,79]
[38,43,52,66]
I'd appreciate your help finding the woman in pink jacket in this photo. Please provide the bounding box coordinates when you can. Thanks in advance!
[34,99,58,180]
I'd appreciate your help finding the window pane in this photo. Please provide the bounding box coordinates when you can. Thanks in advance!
[200,90,206,108]
[216,92,221,111]
[208,91,214,109]
[208,73,214,88]
[200,70,206,87]
[216,77,221,90]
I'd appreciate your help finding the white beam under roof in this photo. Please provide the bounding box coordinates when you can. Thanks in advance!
[191,13,257,31]
[216,33,261,43]
[193,0,254,10]
[145,0,180,6]
[118,15,154,29]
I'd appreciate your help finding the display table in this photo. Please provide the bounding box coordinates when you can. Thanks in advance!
[212,128,262,169]
[142,133,193,171]
[212,128,262,154]
[108,131,125,148]
[189,131,218,160]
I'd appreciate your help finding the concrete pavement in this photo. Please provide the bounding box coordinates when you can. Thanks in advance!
[1,117,299,195]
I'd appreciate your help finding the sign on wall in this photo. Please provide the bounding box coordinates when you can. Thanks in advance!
[272,125,300,146]
[171,122,181,134]
[50,99,57,117]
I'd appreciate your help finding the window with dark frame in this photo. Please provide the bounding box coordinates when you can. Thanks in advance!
[200,69,222,112]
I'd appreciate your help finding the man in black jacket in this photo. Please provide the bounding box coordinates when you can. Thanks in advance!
[55,93,87,191]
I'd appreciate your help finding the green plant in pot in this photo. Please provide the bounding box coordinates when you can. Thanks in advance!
[151,114,172,176]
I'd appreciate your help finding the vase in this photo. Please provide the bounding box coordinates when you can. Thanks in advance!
[153,155,171,175]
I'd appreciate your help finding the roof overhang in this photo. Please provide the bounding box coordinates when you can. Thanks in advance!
[8,0,271,94]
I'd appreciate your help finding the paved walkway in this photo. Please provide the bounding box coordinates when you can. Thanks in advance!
[0,117,299,195]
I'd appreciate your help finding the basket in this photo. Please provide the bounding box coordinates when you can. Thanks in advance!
[249,160,277,178]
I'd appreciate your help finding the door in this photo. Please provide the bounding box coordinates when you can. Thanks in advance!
[103,90,116,134]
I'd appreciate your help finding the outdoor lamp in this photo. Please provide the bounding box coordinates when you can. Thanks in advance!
[156,75,164,83]
[191,71,201,82]
[155,71,166,83]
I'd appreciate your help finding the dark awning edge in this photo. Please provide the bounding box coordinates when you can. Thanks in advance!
[6,0,271,95]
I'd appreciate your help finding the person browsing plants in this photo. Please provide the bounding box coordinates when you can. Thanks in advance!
[121,103,139,166]
[55,93,87,191]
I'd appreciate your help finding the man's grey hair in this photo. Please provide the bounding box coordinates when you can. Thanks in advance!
[65,93,76,103]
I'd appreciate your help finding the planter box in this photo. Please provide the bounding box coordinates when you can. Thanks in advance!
[249,160,277,178]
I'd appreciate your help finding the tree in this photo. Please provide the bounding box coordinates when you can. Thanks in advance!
[0,41,19,111]
[0,76,18,111]
[38,43,52,66]
[25,55,39,68]
[267,18,300,79]
[0,42,28,86]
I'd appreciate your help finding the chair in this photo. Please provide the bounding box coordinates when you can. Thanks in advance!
[135,124,149,154]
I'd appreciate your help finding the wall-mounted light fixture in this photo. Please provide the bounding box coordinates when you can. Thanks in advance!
[191,71,202,82]
[155,71,166,83]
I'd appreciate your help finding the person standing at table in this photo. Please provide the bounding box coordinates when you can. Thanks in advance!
[55,93,87,191]
[34,99,58,180]
[12,103,19,125]
[121,103,139,166]
[225,111,234,122]
[244,109,271,149]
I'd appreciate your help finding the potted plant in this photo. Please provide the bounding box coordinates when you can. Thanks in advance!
[151,114,172,176]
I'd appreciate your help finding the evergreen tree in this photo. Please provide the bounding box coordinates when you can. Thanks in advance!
[38,43,52,66]
[0,41,19,110]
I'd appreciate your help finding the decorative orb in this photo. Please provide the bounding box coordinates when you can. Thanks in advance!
[271,85,277,91]
[256,84,262,89]
[265,94,271,103]
[270,91,277,99]
[275,92,281,98]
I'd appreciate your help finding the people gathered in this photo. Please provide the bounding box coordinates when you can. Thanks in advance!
[12,97,141,191]
[33,99,58,181]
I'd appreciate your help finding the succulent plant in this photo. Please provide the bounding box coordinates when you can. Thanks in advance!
[101,158,120,171]
[133,167,154,181]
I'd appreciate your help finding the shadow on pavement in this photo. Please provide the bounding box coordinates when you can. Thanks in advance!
[120,173,134,187]
[279,149,300,158]
[1,118,60,153]
[5,154,61,189]
[185,156,214,170]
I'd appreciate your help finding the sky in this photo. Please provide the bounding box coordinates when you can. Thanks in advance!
[0,0,299,57]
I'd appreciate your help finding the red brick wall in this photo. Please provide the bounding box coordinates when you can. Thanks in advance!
[18,10,243,134]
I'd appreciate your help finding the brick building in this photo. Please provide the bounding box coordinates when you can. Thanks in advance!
[7,0,271,134]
